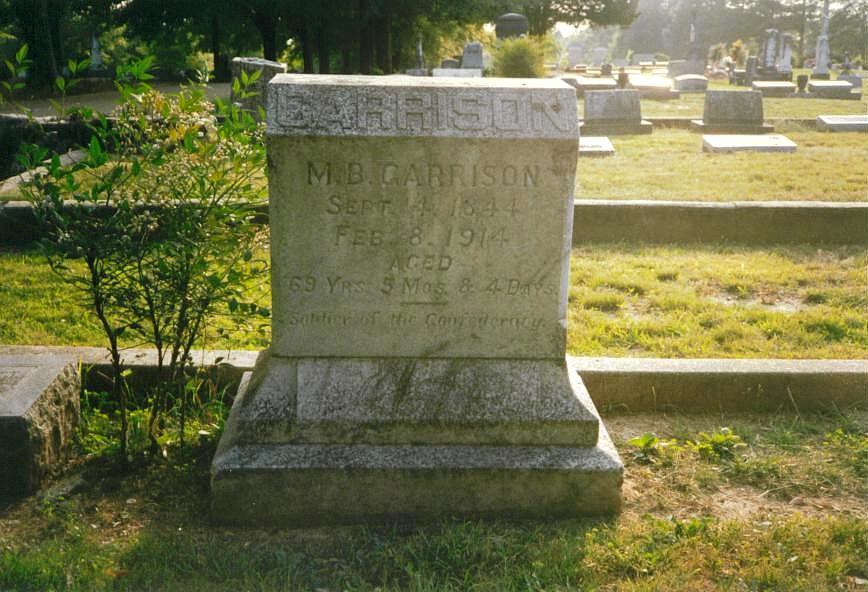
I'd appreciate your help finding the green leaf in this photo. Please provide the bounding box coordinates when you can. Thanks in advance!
[15,44,28,64]
[55,77,66,92]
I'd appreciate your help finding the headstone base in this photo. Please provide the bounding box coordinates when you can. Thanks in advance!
[580,120,653,135]
[211,354,623,526]
[689,120,774,134]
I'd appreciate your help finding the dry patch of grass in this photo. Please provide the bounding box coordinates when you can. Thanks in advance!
[576,126,868,201]
[0,410,864,591]
[568,243,868,358]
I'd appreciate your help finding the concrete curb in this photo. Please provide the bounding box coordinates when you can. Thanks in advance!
[2,346,864,413]
[572,199,868,245]
[4,199,866,246]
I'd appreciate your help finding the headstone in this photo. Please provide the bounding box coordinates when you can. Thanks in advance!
[495,13,529,39]
[813,0,831,77]
[432,68,482,78]
[600,63,613,77]
[582,89,652,135]
[89,34,102,71]
[778,34,794,74]
[745,56,759,86]
[567,44,584,68]
[815,114,868,132]
[808,79,855,99]
[211,74,624,526]
[796,74,809,92]
[617,71,630,88]
[230,57,287,115]
[579,136,615,157]
[441,58,460,69]
[590,47,608,68]
[760,29,779,69]
[702,134,797,153]
[674,74,708,92]
[690,90,774,133]
[462,42,484,69]
[752,80,795,97]
[0,355,80,497]
[561,76,617,96]
[837,73,863,89]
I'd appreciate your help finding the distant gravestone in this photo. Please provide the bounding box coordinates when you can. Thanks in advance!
[561,76,617,96]
[462,42,483,69]
[668,58,704,78]
[628,74,679,100]
[211,74,623,526]
[674,74,708,92]
[815,114,868,132]
[752,80,795,97]
[590,47,608,67]
[813,0,831,78]
[582,89,652,135]
[230,57,287,115]
[702,134,797,153]
[837,73,863,89]
[631,53,655,66]
[690,90,774,133]
[567,44,584,67]
[778,34,794,74]
[0,355,80,497]
[441,58,460,69]
[808,80,855,99]
[495,13,529,39]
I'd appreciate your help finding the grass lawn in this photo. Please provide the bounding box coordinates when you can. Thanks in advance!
[576,126,868,201]
[2,243,866,359]
[0,409,864,591]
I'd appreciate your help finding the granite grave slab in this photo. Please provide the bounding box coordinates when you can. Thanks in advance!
[702,133,797,153]
[579,136,615,157]
[815,115,868,132]
[752,80,796,97]
[808,79,856,99]
[690,90,774,133]
[581,89,652,135]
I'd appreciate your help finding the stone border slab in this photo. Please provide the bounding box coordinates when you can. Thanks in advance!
[3,199,866,246]
[573,357,868,412]
[0,347,863,413]
[816,115,868,132]
[579,136,615,157]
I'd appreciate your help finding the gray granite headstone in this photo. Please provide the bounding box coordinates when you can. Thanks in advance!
[0,355,80,497]
[495,13,529,39]
[582,89,652,135]
[230,57,287,115]
[211,74,623,526]
[690,90,774,133]
[815,114,868,132]
[674,74,708,92]
[441,58,460,68]
[808,80,855,99]
[462,42,484,69]
[567,44,584,67]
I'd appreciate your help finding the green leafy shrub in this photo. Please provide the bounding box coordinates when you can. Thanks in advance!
[690,427,746,462]
[20,64,267,462]
[493,37,544,78]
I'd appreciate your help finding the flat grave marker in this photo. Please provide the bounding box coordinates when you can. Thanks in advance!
[702,133,797,153]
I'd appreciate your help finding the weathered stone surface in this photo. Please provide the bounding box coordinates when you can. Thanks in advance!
[266,76,578,359]
[213,74,622,525]
[808,79,855,99]
[579,136,615,157]
[690,90,774,133]
[561,76,617,96]
[229,57,287,115]
[816,114,868,132]
[674,74,708,92]
[212,419,623,526]
[0,355,80,497]
[440,58,460,68]
[752,80,796,97]
[432,68,482,78]
[226,355,600,447]
[702,133,797,153]
[582,89,652,135]
[628,74,679,100]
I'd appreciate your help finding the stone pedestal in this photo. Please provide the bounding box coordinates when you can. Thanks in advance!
[211,75,623,526]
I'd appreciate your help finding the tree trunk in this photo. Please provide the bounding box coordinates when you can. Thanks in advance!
[359,0,372,74]
[301,24,315,73]
[12,0,60,86]
[210,14,229,81]
[374,14,391,73]
[252,9,278,60]
[317,23,330,73]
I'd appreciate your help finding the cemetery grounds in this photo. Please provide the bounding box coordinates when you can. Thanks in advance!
[0,80,866,590]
